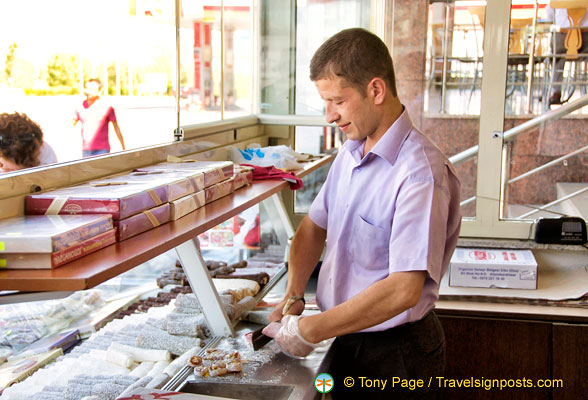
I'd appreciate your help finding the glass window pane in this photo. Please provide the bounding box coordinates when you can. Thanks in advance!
[503,118,588,222]
[224,2,253,118]
[292,0,371,213]
[0,0,177,170]
[179,3,222,124]
[424,1,485,116]
[503,3,588,223]
[423,1,483,218]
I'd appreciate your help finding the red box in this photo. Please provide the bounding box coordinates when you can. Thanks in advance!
[26,180,170,220]
[204,177,235,204]
[234,165,254,189]
[0,214,112,253]
[170,189,206,221]
[97,170,205,201]
[113,203,171,241]
[135,160,234,188]
[0,229,116,269]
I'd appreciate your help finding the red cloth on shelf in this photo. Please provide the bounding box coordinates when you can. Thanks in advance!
[241,164,304,190]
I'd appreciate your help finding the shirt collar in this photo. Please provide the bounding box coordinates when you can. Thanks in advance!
[370,107,412,166]
[343,107,413,166]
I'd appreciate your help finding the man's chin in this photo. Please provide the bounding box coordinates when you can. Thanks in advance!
[344,132,360,141]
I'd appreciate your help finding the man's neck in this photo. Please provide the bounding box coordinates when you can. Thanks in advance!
[86,97,99,107]
[363,99,404,157]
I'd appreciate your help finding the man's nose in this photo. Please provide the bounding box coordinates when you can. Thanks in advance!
[325,103,339,124]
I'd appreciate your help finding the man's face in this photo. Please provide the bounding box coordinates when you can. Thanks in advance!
[0,155,22,173]
[84,82,101,100]
[314,76,378,142]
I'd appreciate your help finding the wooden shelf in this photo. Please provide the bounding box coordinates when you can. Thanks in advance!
[0,155,332,292]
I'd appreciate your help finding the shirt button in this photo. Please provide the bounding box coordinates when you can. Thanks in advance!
[357,167,361,171]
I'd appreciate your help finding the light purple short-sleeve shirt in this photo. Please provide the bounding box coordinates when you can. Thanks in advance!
[309,109,461,332]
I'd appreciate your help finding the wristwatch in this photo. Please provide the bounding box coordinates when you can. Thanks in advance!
[282,295,305,315]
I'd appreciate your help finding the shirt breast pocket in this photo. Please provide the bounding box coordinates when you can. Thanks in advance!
[348,215,390,270]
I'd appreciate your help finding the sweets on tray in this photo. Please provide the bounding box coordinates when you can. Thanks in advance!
[0,348,63,393]
[0,229,116,269]
[0,214,112,253]
[212,278,260,301]
[26,179,170,220]
[113,203,170,241]
[213,270,271,287]
[135,159,234,188]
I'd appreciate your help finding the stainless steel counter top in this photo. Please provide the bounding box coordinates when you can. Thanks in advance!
[171,321,331,400]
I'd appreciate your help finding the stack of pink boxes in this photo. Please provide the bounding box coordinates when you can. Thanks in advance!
[0,214,115,269]
[25,160,247,242]
[134,160,253,221]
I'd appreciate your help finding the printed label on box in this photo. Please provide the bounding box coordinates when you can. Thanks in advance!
[449,248,538,289]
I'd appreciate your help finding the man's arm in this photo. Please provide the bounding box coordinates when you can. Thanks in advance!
[299,270,426,343]
[111,120,125,150]
[268,215,326,322]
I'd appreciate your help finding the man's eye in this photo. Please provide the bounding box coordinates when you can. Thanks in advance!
[335,101,344,105]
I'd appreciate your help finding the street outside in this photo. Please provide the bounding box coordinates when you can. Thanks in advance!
[0,91,248,165]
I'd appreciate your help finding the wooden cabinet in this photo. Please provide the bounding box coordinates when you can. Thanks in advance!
[552,323,588,400]
[437,311,588,399]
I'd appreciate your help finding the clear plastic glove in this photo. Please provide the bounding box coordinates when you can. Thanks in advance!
[268,296,305,323]
[262,315,324,359]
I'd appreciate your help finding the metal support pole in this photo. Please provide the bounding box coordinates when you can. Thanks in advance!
[440,0,451,113]
[175,237,235,337]
[526,0,539,113]
[174,0,183,141]
[499,143,511,219]
[261,193,295,247]
[261,193,296,262]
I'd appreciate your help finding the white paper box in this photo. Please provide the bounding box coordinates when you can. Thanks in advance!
[449,248,538,289]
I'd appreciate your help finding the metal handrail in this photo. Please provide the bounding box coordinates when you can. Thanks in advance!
[449,92,588,166]
[460,145,588,207]
[508,145,588,184]
[515,186,588,219]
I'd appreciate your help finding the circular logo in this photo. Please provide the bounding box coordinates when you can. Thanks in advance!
[314,373,334,393]
[63,204,83,215]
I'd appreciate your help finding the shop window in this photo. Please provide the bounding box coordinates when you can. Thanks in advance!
[0,0,178,167]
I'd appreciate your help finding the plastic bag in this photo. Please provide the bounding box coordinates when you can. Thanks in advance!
[227,144,307,170]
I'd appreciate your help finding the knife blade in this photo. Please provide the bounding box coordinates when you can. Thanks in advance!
[250,326,273,350]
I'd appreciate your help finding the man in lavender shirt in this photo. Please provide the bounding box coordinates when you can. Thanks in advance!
[264,28,461,398]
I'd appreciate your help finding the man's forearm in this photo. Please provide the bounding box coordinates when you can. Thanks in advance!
[285,216,326,296]
[112,121,125,149]
[300,270,426,342]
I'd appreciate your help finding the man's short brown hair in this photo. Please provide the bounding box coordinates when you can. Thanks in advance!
[310,28,397,97]
[0,112,43,168]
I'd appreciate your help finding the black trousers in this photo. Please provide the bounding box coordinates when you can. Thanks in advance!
[325,311,445,400]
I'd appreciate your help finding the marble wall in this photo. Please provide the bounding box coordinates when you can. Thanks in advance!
[391,0,588,208]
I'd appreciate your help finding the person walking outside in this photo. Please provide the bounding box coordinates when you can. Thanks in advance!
[73,78,125,157]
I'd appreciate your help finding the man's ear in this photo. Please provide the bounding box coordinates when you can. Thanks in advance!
[368,78,386,105]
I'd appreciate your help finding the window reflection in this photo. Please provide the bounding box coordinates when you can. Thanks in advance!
[224,2,253,118]
[179,2,253,125]
[0,0,177,168]
[425,0,588,116]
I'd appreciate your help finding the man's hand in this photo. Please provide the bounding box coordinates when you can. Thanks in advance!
[262,315,316,358]
[268,296,305,323]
